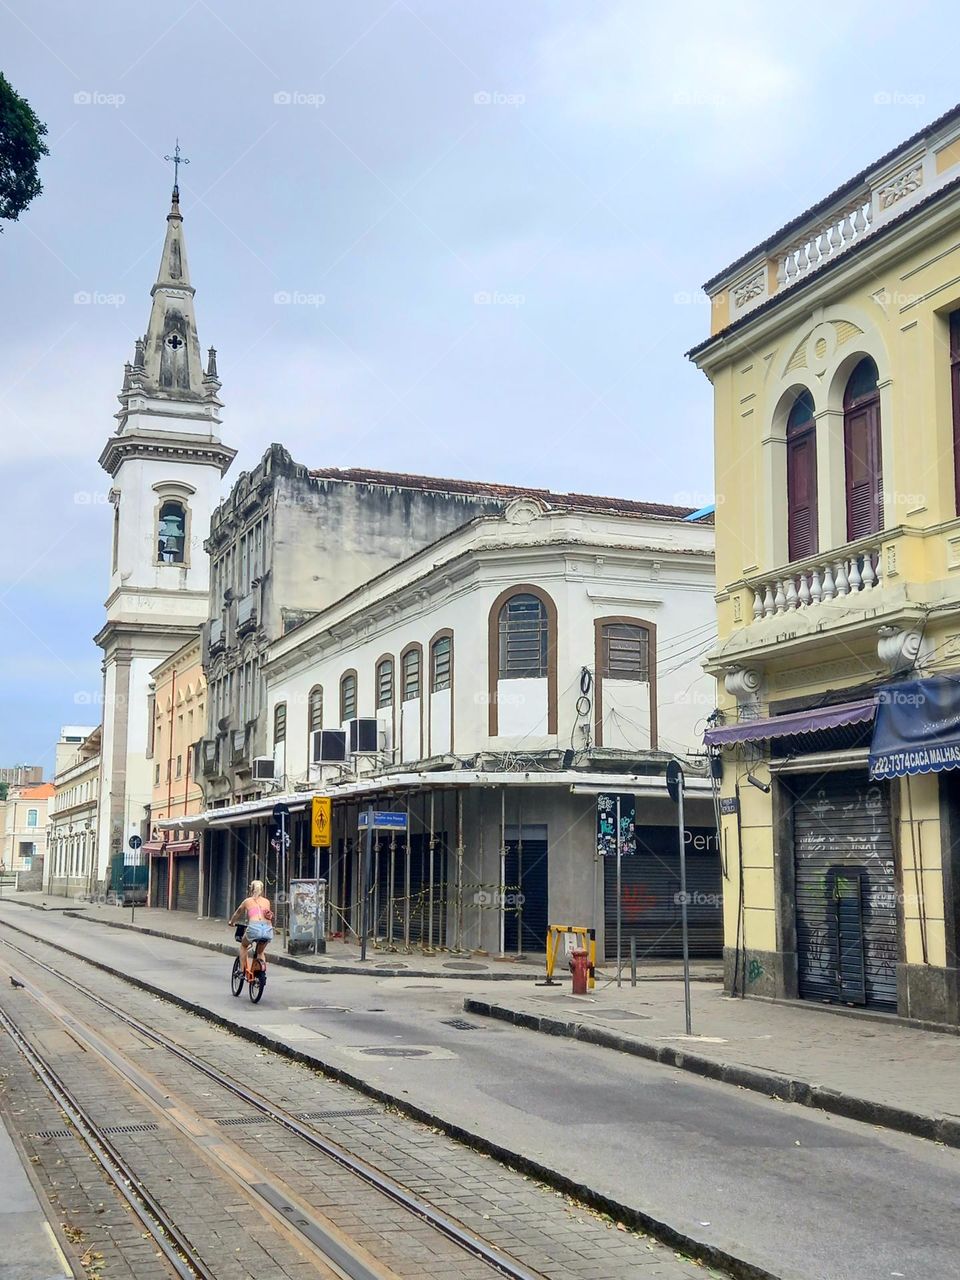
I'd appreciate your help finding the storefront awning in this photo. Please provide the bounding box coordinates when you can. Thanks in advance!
[870,677,960,779]
[165,839,198,855]
[704,698,876,747]
[142,841,164,855]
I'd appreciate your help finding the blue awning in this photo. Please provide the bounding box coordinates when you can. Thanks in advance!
[704,698,876,747]
[869,677,960,779]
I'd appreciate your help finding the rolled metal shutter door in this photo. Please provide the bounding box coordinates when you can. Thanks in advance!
[791,770,897,1010]
[175,856,200,912]
[603,826,723,960]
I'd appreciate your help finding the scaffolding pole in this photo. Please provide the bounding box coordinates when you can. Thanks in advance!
[427,791,436,954]
[456,789,464,953]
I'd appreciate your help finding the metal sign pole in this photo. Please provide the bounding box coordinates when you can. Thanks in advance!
[313,845,320,956]
[616,794,622,989]
[360,807,373,962]
[677,773,692,1034]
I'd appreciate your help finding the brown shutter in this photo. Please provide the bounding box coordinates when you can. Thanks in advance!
[787,428,818,559]
[844,400,882,541]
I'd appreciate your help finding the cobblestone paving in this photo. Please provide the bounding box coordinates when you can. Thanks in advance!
[0,932,721,1279]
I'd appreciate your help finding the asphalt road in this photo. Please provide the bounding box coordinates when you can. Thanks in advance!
[2,903,956,1280]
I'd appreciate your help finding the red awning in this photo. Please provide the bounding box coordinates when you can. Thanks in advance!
[142,841,164,855]
[165,839,198,855]
[704,698,876,746]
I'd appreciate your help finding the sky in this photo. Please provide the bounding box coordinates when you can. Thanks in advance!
[1,0,958,771]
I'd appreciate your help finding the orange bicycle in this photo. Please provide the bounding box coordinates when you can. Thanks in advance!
[230,928,267,1003]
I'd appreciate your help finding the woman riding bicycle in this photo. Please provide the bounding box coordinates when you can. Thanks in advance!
[229,880,274,979]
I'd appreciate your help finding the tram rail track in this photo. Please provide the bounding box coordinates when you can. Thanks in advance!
[1,933,543,1280]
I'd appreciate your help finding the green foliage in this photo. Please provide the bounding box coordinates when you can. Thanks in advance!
[0,782,8,802]
[0,73,48,225]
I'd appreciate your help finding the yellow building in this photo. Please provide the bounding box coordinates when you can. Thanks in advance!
[690,105,960,1024]
[146,636,205,911]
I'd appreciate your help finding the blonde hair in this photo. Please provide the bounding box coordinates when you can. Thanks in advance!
[249,880,264,897]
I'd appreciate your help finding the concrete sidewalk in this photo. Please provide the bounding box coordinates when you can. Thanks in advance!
[0,1113,75,1280]
[465,976,960,1146]
[0,892,723,983]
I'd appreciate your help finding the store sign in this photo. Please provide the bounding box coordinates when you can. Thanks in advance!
[596,793,636,857]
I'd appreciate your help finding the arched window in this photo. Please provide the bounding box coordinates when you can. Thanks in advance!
[431,635,452,691]
[340,671,357,722]
[499,593,548,678]
[402,648,421,701]
[843,357,882,541]
[158,500,186,564]
[273,702,286,746]
[950,311,960,514]
[376,658,394,708]
[308,686,323,734]
[786,389,818,560]
[600,623,650,681]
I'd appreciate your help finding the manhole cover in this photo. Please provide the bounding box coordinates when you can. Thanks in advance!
[359,1046,431,1058]
[404,983,443,989]
[442,961,487,971]
[583,1009,650,1021]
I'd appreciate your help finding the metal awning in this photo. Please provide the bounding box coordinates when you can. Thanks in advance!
[142,841,164,855]
[704,698,876,747]
[165,839,198,855]
[870,677,960,779]
[159,768,715,832]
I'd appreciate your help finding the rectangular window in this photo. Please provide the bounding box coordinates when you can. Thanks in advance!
[26,808,38,828]
[402,650,421,701]
[176,754,182,778]
[499,595,548,678]
[431,637,452,691]
[602,624,650,681]
[155,763,160,785]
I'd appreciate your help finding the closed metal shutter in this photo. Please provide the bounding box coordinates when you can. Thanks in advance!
[791,771,897,1010]
[174,856,200,913]
[152,858,168,909]
[504,839,548,953]
[603,826,722,960]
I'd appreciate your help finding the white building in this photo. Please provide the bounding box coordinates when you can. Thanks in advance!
[176,492,719,959]
[47,726,101,898]
[94,181,235,890]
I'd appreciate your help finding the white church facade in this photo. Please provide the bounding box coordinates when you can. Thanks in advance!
[93,181,235,888]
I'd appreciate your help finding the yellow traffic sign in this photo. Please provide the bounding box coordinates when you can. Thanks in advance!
[311,796,332,847]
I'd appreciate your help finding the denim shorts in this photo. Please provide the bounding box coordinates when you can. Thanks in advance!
[244,921,273,943]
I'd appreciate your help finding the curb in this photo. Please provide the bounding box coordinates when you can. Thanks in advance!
[463,998,960,1150]
[51,908,540,981]
[2,918,778,1280]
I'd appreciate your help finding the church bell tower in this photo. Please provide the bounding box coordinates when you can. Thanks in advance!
[94,172,235,886]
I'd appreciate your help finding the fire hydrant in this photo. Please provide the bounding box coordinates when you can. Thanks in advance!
[569,947,590,995]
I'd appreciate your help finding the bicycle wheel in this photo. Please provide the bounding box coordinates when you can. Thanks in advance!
[230,957,244,997]
[249,964,266,1004]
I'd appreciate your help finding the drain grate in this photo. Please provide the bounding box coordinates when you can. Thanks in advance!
[31,1128,72,1140]
[215,1116,269,1128]
[102,1123,160,1136]
[441,1018,481,1031]
[296,1107,379,1122]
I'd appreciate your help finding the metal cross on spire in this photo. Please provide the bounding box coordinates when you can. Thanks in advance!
[164,139,190,195]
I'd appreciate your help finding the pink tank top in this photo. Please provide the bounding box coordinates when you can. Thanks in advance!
[247,896,269,922]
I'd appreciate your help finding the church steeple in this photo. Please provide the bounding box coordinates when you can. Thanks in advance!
[107,180,231,453]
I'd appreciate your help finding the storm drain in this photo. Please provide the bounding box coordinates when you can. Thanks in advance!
[296,1108,379,1122]
[102,1123,161,1136]
[215,1116,270,1128]
[31,1128,72,1140]
[441,1018,481,1031]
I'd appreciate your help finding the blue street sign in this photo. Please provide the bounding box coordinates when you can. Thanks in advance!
[358,810,408,830]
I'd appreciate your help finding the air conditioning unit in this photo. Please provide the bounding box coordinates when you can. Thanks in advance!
[312,729,346,763]
[348,717,379,754]
[252,756,275,781]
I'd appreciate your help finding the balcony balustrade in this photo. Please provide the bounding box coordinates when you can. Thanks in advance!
[747,539,883,621]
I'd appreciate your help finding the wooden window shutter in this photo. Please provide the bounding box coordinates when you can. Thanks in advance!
[844,402,882,540]
[787,430,818,559]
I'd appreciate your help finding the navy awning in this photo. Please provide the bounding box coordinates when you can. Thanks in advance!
[870,677,960,779]
[704,698,876,747]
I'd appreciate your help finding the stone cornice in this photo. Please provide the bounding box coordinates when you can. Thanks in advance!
[99,432,236,477]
